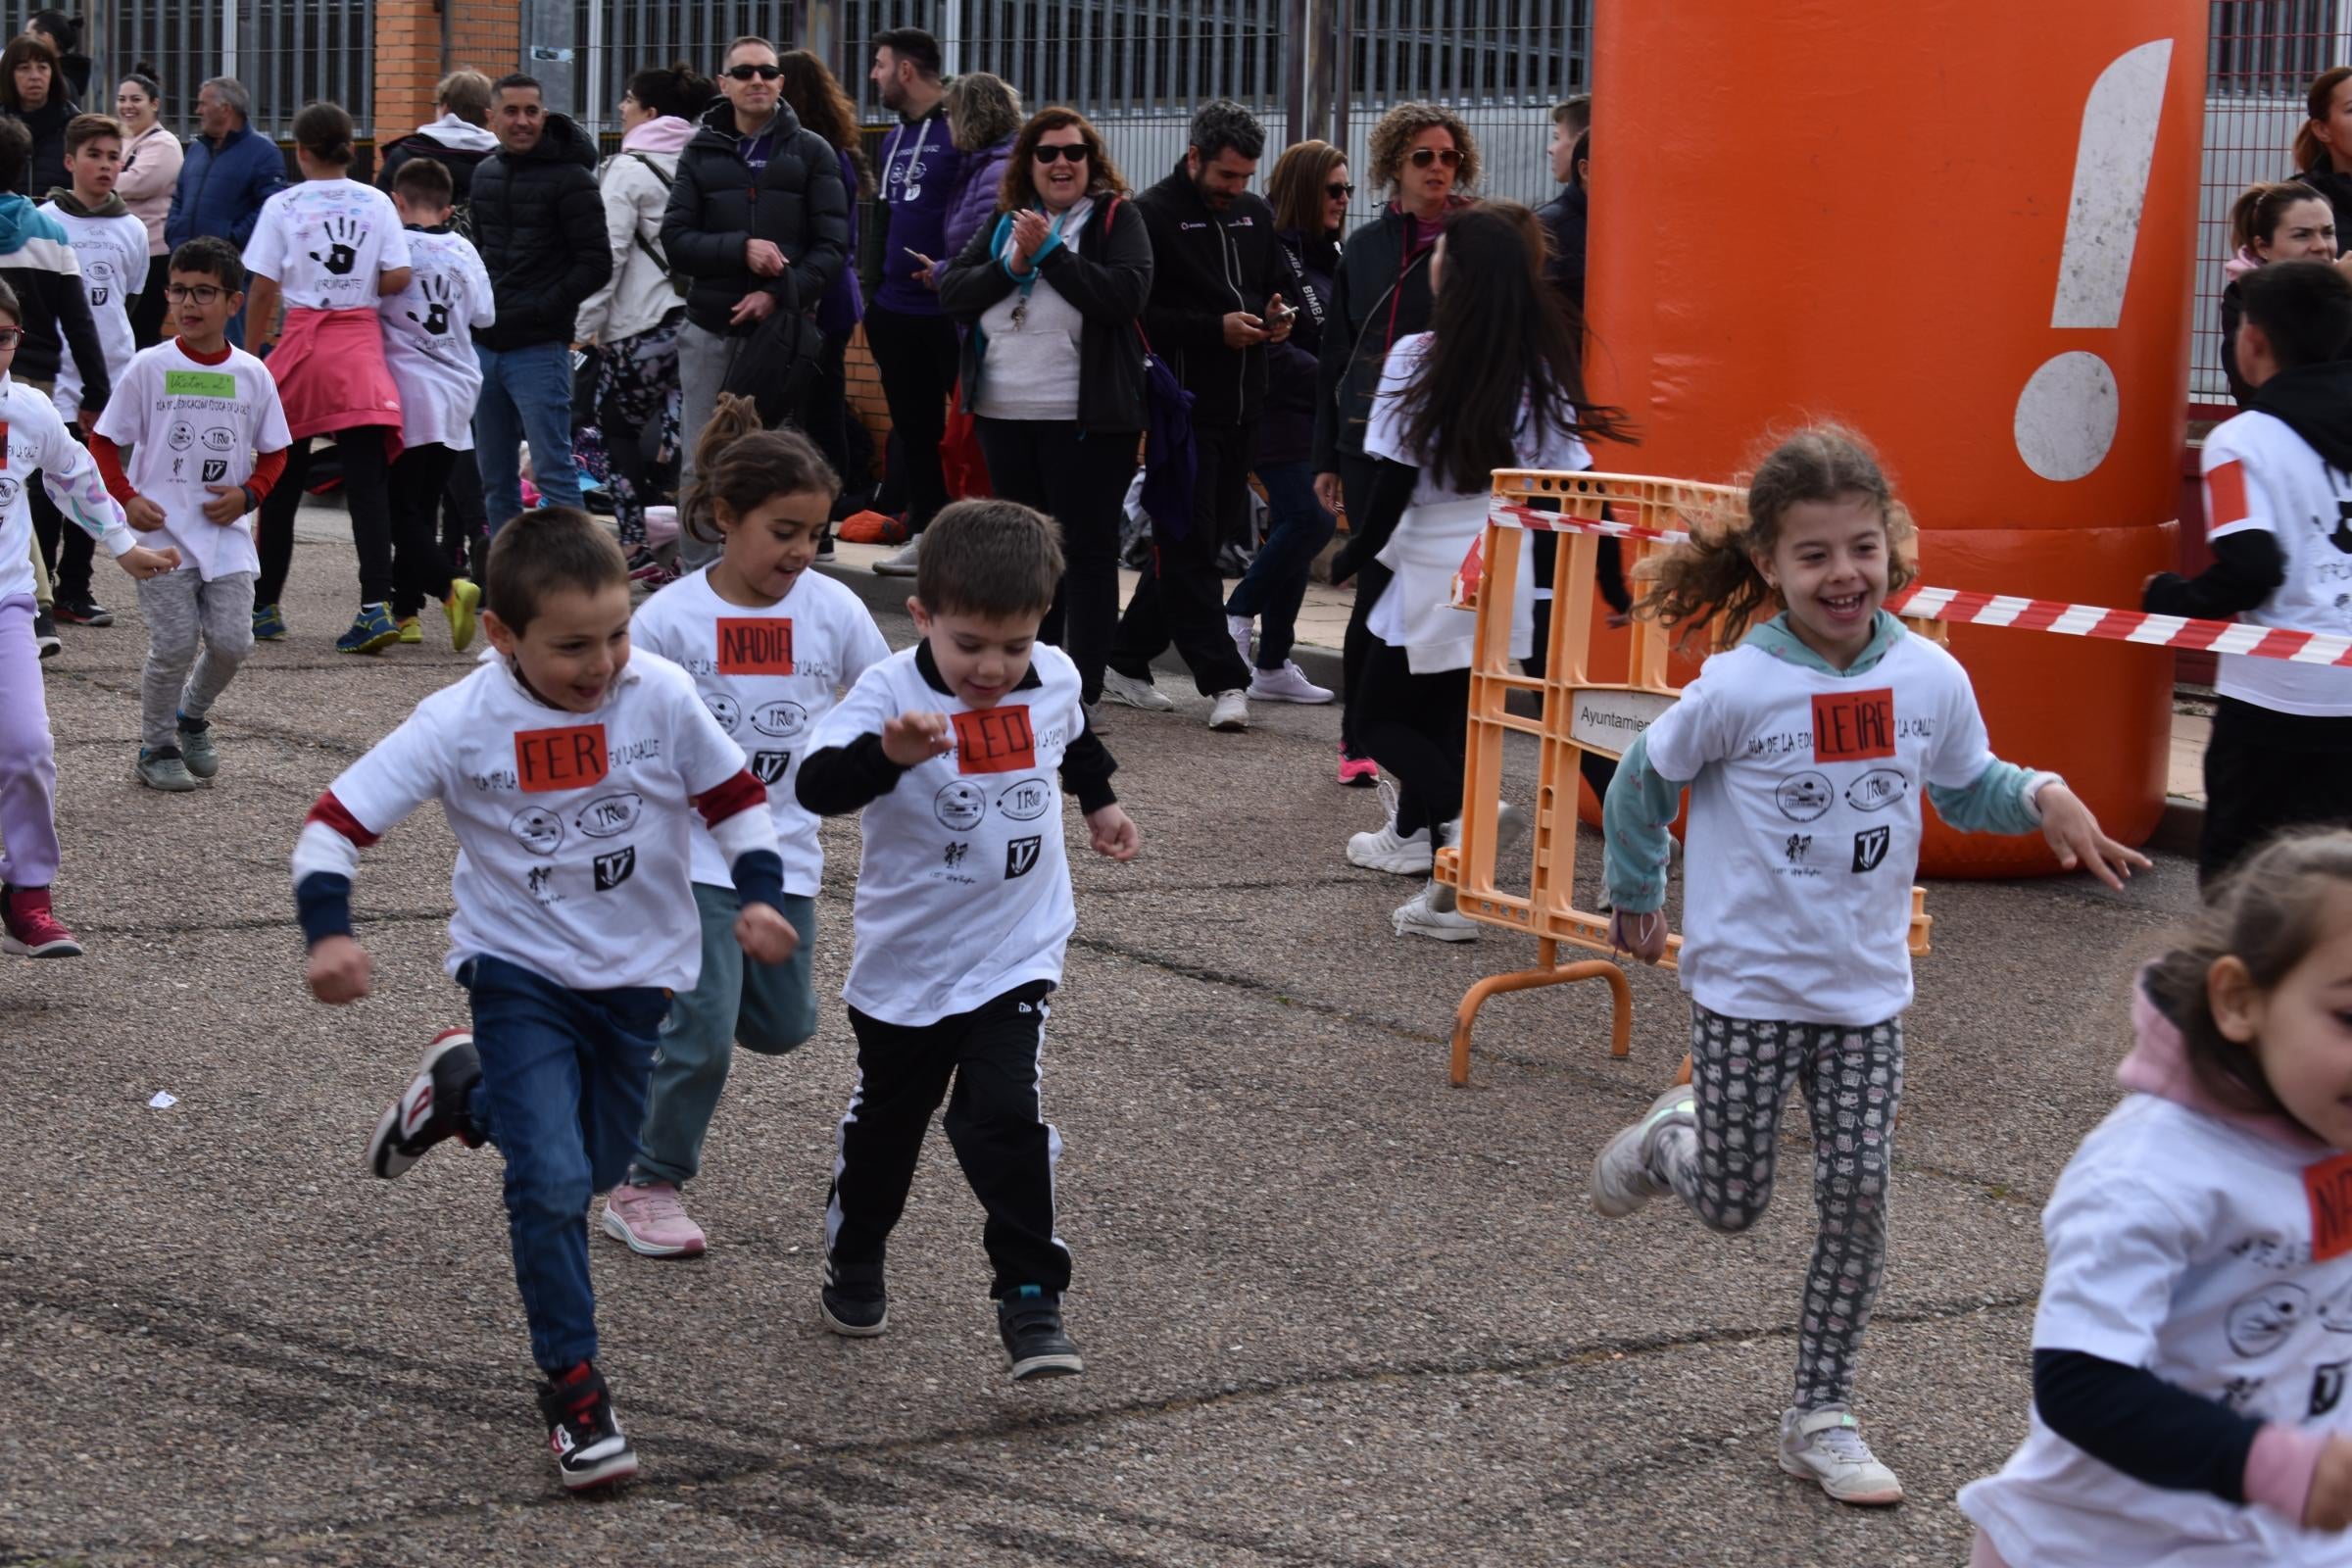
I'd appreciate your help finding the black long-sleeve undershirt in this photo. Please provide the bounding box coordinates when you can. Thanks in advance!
[2034,1348,2264,1505]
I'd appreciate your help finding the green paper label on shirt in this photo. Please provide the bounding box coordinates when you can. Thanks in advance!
[164,370,235,398]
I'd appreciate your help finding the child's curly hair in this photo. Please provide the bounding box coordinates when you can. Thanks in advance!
[1636,423,1919,653]
[1365,101,1480,196]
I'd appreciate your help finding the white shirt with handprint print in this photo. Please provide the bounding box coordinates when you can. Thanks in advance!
[240,178,411,313]
[379,227,493,451]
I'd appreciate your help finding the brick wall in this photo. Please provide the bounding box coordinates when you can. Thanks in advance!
[371,4,520,146]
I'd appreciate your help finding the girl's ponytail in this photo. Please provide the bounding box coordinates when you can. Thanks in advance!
[683,393,769,544]
[683,392,841,544]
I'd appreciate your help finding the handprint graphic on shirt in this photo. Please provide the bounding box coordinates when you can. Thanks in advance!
[405,271,456,335]
[310,214,363,276]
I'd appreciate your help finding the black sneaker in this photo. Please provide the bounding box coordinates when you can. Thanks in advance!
[537,1362,638,1492]
[32,608,59,658]
[362,1028,482,1178]
[820,1254,889,1337]
[51,594,112,627]
[997,1285,1084,1381]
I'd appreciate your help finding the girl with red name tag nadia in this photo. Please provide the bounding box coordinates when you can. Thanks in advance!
[1590,425,2147,1505]
[1962,830,2352,1566]
[602,395,889,1259]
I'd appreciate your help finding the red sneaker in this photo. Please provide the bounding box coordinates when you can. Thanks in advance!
[2,884,83,956]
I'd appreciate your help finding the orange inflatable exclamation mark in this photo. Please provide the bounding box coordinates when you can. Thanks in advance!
[2013,38,2175,483]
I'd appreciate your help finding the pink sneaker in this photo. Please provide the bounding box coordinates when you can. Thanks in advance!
[601,1181,707,1257]
[2,884,83,956]
[1337,744,1380,788]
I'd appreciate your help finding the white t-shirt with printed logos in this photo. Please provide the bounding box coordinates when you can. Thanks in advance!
[2201,410,2352,717]
[240,178,413,312]
[38,203,145,423]
[0,374,133,601]
[317,652,755,994]
[90,339,291,581]
[379,227,493,451]
[809,642,1088,1027]
[1641,631,1999,1027]
[629,565,892,896]
[1959,1096,2352,1566]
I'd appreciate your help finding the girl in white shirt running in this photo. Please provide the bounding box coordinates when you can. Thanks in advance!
[1589,424,2146,1506]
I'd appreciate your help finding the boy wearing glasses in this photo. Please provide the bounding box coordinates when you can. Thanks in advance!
[89,237,291,791]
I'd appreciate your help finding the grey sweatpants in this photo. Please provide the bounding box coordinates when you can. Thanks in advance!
[674,320,734,572]
[136,569,255,750]
[1652,1004,1904,1411]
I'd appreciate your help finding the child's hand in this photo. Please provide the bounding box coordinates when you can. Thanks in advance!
[123,494,167,532]
[733,902,801,966]
[2037,782,2152,891]
[117,544,179,579]
[2308,1436,2352,1530]
[1608,906,1669,964]
[1086,803,1140,860]
[881,711,954,767]
[200,483,248,525]
[306,935,373,1004]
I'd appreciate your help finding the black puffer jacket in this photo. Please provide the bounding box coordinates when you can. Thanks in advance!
[3,96,76,198]
[470,114,609,350]
[1132,160,1286,424]
[661,101,850,338]
[1310,197,1466,472]
[936,191,1153,434]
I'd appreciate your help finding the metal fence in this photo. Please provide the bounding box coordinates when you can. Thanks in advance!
[103,0,372,138]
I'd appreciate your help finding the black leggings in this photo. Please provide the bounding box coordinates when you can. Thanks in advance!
[386,443,459,619]
[975,416,1135,708]
[1335,452,1383,757]
[255,431,397,612]
[1357,638,1470,839]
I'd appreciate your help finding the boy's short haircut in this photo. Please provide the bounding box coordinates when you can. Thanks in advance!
[484,506,630,633]
[2237,259,2352,371]
[169,235,244,294]
[63,113,123,157]
[914,500,1064,621]
[1553,94,1592,133]
[0,117,31,191]
[392,155,455,208]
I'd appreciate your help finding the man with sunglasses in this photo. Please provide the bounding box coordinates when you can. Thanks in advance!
[663,34,850,572]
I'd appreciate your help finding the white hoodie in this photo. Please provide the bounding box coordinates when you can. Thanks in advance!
[576,116,693,345]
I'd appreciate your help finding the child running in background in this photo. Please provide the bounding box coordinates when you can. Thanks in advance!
[377,154,488,651]
[0,272,180,956]
[797,500,1138,1380]
[1961,830,2352,1566]
[89,237,291,792]
[602,395,890,1258]
[1589,425,2147,1505]
[292,507,797,1491]
[2145,260,2352,887]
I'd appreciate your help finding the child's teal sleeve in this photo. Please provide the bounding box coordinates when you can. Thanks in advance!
[1927,760,2045,836]
[1603,732,1685,914]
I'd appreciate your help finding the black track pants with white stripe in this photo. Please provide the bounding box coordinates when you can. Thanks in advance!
[825,979,1070,1298]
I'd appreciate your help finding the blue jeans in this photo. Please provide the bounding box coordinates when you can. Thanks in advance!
[472,340,584,534]
[457,955,667,1373]
[629,886,818,1187]
[1225,459,1337,668]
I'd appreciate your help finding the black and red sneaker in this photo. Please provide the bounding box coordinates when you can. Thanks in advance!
[361,1028,483,1179]
[538,1361,638,1492]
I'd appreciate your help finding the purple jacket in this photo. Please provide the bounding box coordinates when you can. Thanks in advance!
[815,145,864,341]
[942,135,1015,263]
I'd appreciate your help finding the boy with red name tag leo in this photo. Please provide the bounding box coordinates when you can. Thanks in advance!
[797,499,1138,1382]
[289,507,798,1493]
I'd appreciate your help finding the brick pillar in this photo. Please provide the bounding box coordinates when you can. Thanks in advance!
[371,0,442,146]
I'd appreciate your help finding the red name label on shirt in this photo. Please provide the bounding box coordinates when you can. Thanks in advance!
[953,706,1037,774]
[2206,460,2250,536]
[715,617,795,675]
[514,724,610,793]
[2308,1152,2352,1262]
[1812,689,1895,763]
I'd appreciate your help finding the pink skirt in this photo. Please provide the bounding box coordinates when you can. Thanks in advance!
[271,306,403,451]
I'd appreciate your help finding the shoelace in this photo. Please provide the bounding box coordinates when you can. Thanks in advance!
[631,1186,687,1225]
[1374,775,1404,837]
[1805,1421,1878,1465]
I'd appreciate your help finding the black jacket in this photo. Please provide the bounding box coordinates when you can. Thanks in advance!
[1311,198,1462,471]
[377,131,494,208]
[1132,160,1286,425]
[3,96,75,198]
[936,192,1153,434]
[661,101,851,338]
[1537,182,1589,315]
[2296,166,2352,255]
[469,115,609,350]
[1255,226,1337,467]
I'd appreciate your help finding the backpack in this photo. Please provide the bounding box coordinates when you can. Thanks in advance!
[617,151,690,299]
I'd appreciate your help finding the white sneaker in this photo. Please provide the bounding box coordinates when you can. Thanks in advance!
[1590,1084,1695,1217]
[1227,613,1254,667]
[1348,782,1434,874]
[1207,689,1250,731]
[1248,661,1335,705]
[1779,1406,1905,1505]
[1393,882,1480,941]
[873,536,922,576]
[1100,668,1174,711]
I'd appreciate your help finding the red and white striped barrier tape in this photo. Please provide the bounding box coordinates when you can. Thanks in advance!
[1476,499,2352,667]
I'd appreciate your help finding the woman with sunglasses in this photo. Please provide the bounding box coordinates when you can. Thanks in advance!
[1225,138,1351,710]
[1311,102,1476,788]
[935,108,1151,709]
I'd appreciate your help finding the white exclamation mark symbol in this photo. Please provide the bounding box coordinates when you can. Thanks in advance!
[2013,38,2174,483]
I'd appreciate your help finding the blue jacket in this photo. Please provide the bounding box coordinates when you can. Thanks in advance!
[166,122,286,252]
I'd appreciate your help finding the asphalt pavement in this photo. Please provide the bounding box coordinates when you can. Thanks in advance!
[1,509,2201,1566]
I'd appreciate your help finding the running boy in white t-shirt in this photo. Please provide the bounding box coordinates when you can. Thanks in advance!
[378,155,489,651]
[32,113,146,629]
[90,237,292,793]
[292,506,798,1492]
[2144,259,2352,888]
[797,500,1139,1382]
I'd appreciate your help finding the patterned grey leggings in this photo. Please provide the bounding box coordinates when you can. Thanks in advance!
[1653,1004,1904,1410]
